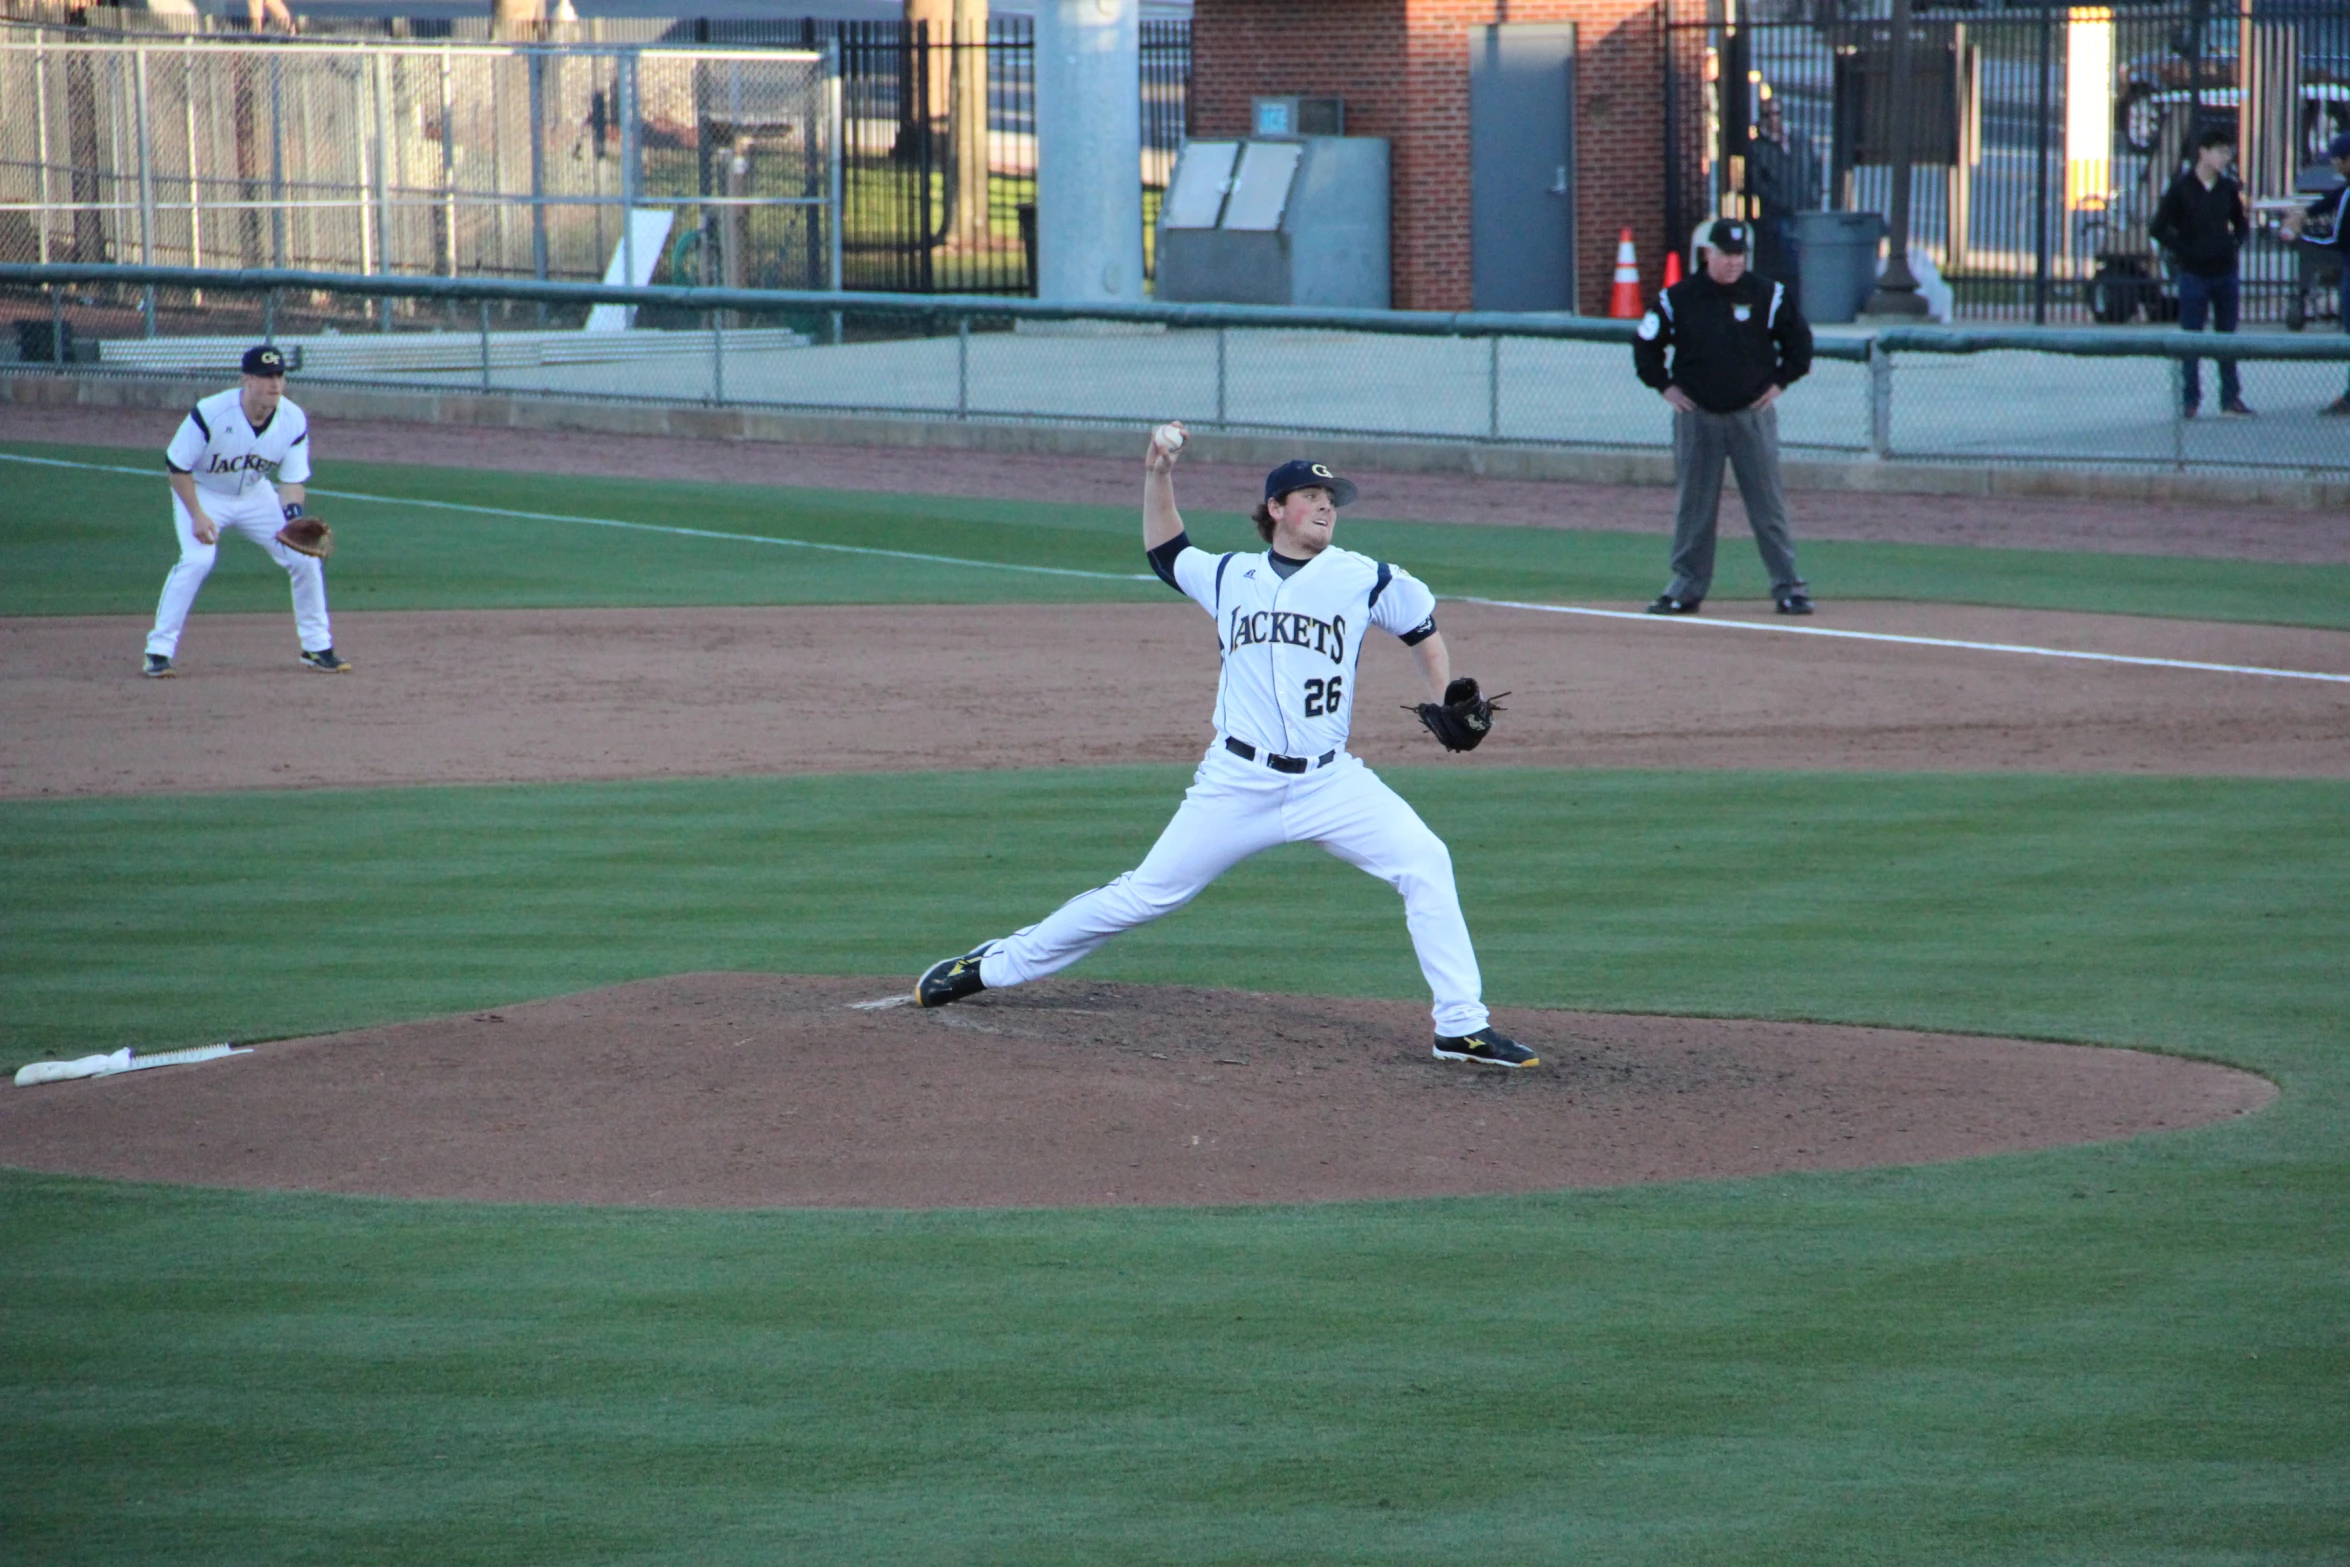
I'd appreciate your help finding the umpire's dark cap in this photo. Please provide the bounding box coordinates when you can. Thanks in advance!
[2329,131,2350,161]
[1264,459,1358,508]
[1705,219,1750,255]
[241,344,289,376]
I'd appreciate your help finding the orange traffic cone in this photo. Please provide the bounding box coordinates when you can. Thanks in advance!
[1608,227,1643,318]
[1662,248,1684,289]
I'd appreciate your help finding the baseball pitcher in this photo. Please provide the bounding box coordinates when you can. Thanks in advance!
[915,425,1533,1069]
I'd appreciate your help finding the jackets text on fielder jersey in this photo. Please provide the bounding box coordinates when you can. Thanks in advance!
[165,387,312,497]
[1150,533,1437,758]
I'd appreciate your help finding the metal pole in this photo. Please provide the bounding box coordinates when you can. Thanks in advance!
[825,37,843,299]
[528,47,549,320]
[711,310,725,404]
[51,287,65,365]
[441,52,457,277]
[1486,335,1500,440]
[621,50,640,319]
[2171,358,2186,469]
[480,297,492,391]
[357,57,375,279]
[1868,340,1892,458]
[269,52,287,269]
[1215,325,1227,427]
[185,42,203,280]
[34,42,51,265]
[1863,0,1931,317]
[264,285,277,343]
[2033,1,2053,325]
[956,311,970,418]
[134,48,156,336]
[373,50,393,325]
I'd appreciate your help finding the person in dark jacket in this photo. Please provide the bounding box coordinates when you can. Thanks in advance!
[1632,219,1816,616]
[2282,131,2350,416]
[1747,98,1822,307]
[2150,125,2252,417]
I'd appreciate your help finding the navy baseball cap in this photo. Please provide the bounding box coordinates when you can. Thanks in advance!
[1264,459,1358,508]
[2328,131,2350,161]
[1705,219,1750,254]
[241,344,288,376]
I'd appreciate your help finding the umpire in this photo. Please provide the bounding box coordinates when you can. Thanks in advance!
[1633,218,1816,616]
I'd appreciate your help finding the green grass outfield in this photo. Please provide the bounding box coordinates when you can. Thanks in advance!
[3,442,2345,1562]
[3,769,2345,1565]
[7,440,2350,627]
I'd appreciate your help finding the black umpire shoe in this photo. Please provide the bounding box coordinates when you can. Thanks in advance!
[1774,593,1815,616]
[916,943,995,1008]
[1433,1027,1539,1069]
[1645,595,1701,615]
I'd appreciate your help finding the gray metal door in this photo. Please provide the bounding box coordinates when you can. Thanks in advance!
[1469,22,1578,312]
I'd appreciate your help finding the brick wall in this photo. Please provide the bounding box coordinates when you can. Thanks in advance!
[1191,0,1668,314]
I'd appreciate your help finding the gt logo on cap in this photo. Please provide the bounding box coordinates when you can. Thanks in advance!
[241,344,288,376]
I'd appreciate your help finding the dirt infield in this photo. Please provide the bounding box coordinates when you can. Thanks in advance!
[0,974,2275,1209]
[3,409,2325,1208]
[6,599,2347,798]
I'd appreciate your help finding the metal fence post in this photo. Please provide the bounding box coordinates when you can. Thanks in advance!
[1486,335,1500,441]
[2171,358,2187,470]
[621,50,641,313]
[50,288,65,365]
[710,310,725,405]
[956,312,970,418]
[1868,340,1893,459]
[826,36,844,336]
[133,48,157,337]
[1215,326,1227,428]
[479,298,492,392]
[263,286,277,344]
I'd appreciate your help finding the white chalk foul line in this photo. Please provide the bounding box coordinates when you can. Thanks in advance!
[1462,598,2350,686]
[0,451,1154,584]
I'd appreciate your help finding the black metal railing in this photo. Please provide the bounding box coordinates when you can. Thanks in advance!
[1667,0,2348,325]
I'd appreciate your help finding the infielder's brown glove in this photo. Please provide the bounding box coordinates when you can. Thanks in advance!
[275,515,333,560]
[1410,677,1503,753]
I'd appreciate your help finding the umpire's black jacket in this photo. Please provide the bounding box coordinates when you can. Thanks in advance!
[1632,270,1814,414]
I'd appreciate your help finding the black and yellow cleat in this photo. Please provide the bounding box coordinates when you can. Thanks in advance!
[299,647,354,673]
[916,943,995,1008]
[1433,1027,1539,1069]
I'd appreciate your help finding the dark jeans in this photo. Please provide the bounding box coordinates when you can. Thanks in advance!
[2175,269,2240,408]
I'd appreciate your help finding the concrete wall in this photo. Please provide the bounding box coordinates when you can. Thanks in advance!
[11,369,2342,511]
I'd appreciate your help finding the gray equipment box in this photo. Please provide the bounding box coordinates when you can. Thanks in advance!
[1155,136,1391,309]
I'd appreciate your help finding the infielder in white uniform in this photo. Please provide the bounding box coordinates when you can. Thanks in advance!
[916,428,1536,1068]
[144,344,349,677]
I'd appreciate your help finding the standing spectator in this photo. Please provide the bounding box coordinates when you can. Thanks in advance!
[2150,126,2252,418]
[2281,131,2350,417]
[1632,219,1816,617]
[1746,98,1822,306]
[245,0,297,32]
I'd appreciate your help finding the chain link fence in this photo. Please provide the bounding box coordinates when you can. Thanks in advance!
[0,30,834,326]
[6,262,2347,476]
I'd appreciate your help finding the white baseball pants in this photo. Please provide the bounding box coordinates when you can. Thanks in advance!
[147,487,332,658]
[979,744,1491,1037]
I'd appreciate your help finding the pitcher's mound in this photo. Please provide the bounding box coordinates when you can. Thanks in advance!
[0,973,2271,1208]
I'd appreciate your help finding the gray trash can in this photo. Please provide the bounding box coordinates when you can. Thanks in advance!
[1792,210,1888,323]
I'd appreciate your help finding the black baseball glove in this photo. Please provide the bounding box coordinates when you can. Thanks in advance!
[1410,677,1503,753]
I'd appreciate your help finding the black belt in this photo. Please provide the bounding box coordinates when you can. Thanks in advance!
[1225,737,1337,774]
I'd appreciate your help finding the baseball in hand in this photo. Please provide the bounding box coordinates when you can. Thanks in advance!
[1152,422,1186,452]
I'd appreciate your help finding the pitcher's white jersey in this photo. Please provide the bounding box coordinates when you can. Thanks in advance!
[165,387,311,498]
[1154,535,1438,756]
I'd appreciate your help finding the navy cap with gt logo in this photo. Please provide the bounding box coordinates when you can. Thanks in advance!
[1263,459,1358,507]
[241,344,288,376]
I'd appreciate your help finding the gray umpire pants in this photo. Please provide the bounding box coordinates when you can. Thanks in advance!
[1666,404,1804,603]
